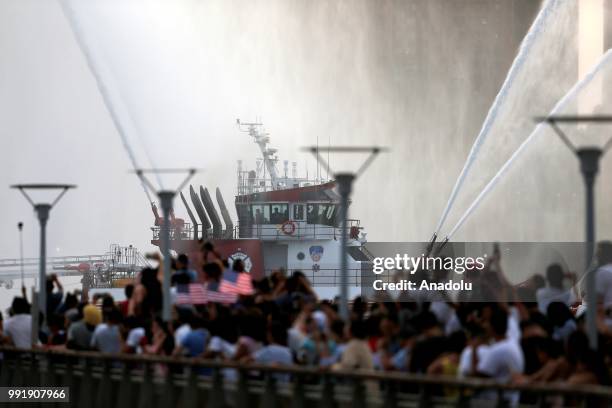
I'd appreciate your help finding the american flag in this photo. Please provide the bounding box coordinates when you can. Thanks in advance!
[175,283,207,305]
[219,270,254,295]
[175,283,237,305]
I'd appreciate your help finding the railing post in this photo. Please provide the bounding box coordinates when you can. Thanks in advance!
[207,366,225,408]
[496,388,509,408]
[0,350,11,386]
[383,380,397,408]
[235,368,251,408]
[352,378,366,408]
[320,374,336,408]
[455,386,469,408]
[181,366,200,408]
[160,362,176,408]
[115,361,132,408]
[418,384,430,408]
[137,362,153,408]
[292,374,306,408]
[260,371,279,408]
[96,358,112,408]
[78,357,93,408]
[27,351,41,388]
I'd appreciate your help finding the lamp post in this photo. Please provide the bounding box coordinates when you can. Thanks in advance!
[18,222,24,288]
[136,169,196,322]
[11,184,76,326]
[538,115,612,350]
[307,146,385,321]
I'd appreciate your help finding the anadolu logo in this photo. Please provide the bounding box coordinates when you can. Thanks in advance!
[228,250,253,273]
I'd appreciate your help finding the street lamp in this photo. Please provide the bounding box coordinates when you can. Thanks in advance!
[537,114,612,350]
[306,146,386,321]
[11,184,76,326]
[135,168,196,322]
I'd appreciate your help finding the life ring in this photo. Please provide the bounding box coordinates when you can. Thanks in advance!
[280,220,297,235]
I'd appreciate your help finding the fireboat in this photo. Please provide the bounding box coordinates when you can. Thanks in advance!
[150,120,374,287]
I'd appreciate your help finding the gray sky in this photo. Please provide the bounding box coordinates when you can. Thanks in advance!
[1,0,611,263]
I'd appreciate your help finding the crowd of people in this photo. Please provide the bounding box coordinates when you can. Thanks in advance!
[1,240,612,405]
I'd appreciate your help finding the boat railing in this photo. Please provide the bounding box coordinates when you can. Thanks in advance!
[263,267,401,288]
[151,219,363,242]
[235,219,362,241]
[1,346,610,408]
[150,223,194,241]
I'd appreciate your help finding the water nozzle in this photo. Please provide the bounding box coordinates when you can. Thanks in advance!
[425,232,437,256]
[434,236,450,256]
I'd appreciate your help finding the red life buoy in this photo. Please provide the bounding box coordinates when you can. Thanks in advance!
[280,220,297,235]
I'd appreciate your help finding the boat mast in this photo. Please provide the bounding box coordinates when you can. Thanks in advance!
[237,119,281,190]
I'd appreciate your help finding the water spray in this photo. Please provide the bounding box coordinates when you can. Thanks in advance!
[59,0,164,189]
[445,49,612,239]
[433,0,560,237]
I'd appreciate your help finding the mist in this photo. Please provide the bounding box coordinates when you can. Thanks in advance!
[2,0,610,269]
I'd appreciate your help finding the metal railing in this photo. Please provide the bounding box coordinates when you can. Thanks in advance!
[1,347,610,408]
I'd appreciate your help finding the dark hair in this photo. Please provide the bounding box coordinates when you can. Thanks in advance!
[108,308,123,324]
[489,308,508,336]
[446,330,467,354]
[547,302,573,327]
[597,241,612,266]
[269,321,288,345]
[11,297,29,315]
[46,277,54,293]
[546,264,564,288]
[330,319,345,339]
[349,319,368,339]
[232,259,245,273]
[64,293,78,309]
[124,284,134,299]
[177,254,189,265]
[203,262,223,281]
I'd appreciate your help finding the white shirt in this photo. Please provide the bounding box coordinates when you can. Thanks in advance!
[4,314,32,348]
[174,323,191,346]
[477,338,524,406]
[536,286,575,314]
[457,344,489,378]
[126,327,146,353]
[595,264,612,309]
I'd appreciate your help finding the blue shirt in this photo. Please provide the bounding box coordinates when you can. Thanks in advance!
[253,344,293,382]
[181,328,209,357]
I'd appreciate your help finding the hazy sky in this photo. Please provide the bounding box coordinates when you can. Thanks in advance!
[1,0,611,264]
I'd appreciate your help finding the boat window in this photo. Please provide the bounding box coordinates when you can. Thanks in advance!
[307,204,318,224]
[293,204,304,220]
[252,205,270,224]
[305,204,337,225]
[270,204,288,224]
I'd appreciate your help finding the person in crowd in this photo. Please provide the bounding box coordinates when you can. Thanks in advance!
[130,267,162,317]
[6,239,612,404]
[594,241,612,319]
[123,316,146,354]
[144,316,174,356]
[536,264,576,314]
[91,308,123,353]
[469,307,524,406]
[173,314,209,358]
[46,274,64,317]
[333,319,374,371]
[248,321,293,382]
[175,253,197,283]
[119,284,134,316]
[2,297,32,348]
[67,304,101,350]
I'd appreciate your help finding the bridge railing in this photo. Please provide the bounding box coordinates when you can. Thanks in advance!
[1,347,611,408]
